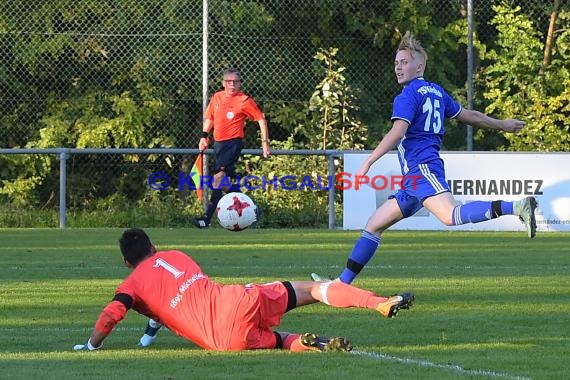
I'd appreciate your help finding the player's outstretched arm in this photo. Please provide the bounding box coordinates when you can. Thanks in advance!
[73,300,128,351]
[457,109,525,133]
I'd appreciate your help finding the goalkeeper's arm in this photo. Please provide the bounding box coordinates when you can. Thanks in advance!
[73,295,131,351]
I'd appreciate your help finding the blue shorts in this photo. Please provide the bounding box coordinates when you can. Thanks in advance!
[389,160,450,218]
[214,138,244,178]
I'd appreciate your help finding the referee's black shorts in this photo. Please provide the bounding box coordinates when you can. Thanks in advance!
[213,138,243,178]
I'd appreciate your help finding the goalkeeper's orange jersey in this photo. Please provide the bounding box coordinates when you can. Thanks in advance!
[99,250,287,351]
[204,90,264,142]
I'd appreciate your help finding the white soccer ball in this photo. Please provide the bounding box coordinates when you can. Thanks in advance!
[216,192,257,231]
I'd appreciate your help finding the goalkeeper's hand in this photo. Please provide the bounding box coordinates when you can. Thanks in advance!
[73,339,101,351]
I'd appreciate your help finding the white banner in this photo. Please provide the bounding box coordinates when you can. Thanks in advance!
[342,152,570,232]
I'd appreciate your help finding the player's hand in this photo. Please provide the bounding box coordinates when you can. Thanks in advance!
[500,119,525,133]
[199,137,210,151]
[73,339,100,351]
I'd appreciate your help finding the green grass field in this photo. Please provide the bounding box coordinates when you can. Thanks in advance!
[0,228,568,380]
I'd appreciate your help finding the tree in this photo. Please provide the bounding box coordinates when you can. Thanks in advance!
[0,1,195,204]
[543,0,561,67]
[480,1,570,152]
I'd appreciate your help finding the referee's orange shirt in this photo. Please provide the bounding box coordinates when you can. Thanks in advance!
[204,91,264,142]
[113,250,288,351]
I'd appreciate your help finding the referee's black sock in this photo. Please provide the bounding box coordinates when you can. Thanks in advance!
[204,189,223,224]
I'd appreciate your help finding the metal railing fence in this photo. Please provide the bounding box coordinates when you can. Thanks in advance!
[0,148,341,229]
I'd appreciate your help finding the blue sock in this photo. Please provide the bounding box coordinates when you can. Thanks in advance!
[501,201,514,215]
[339,230,380,284]
[452,200,514,225]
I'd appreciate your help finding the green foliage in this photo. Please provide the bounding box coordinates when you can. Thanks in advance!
[389,0,432,36]
[0,208,58,227]
[2,1,567,224]
[479,2,570,151]
[241,48,369,227]
[1,1,178,205]
[37,90,167,149]
[68,189,199,228]
[0,186,204,228]
[0,154,54,206]
[242,139,333,228]
[265,48,367,151]
[309,48,368,150]
[212,1,274,32]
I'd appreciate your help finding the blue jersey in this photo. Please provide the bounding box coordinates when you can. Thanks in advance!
[391,77,461,175]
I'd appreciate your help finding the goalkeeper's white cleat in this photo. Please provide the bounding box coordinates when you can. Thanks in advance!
[138,333,156,347]
[138,319,162,347]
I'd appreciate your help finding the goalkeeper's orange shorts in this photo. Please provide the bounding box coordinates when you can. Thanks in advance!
[226,281,293,350]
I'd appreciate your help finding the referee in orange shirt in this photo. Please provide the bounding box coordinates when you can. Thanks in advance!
[191,68,271,228]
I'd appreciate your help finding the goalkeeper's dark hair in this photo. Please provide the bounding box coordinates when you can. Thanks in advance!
[119,228,153,266]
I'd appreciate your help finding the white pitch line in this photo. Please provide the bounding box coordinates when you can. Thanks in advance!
[350,350,531,380]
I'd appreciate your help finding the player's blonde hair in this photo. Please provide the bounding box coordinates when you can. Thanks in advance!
[397,31,428,66]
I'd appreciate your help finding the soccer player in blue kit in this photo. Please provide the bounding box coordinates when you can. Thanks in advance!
[313,31,537,285]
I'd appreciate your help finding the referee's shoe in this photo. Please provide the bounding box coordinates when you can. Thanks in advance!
[190,215,210,229]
